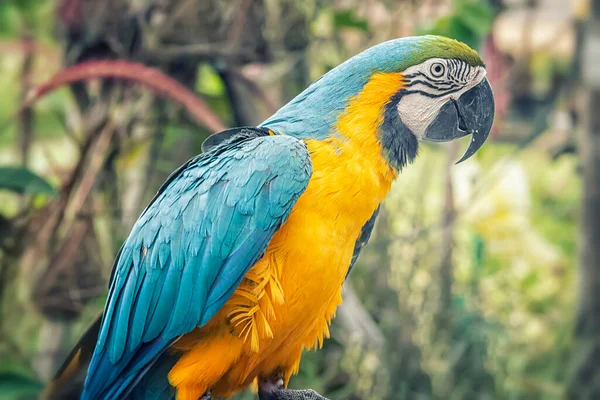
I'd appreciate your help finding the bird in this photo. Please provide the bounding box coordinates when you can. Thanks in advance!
[44,35,494,400]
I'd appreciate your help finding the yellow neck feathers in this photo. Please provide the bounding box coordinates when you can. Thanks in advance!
[302,72,406,217]
[336,72,406,140]
[333,72,406,187]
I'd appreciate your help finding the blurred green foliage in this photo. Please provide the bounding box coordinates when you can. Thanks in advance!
[417,0,494,50]
[0,373,43,400]
[0,0,582,399]
[0,0,54,37]
[333,10,370,33]
[0,167,56,197]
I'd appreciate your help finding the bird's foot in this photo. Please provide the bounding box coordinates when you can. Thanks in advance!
[258,377,329,400]
[259,376,285,395]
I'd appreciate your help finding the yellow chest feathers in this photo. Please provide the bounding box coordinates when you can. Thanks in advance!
[218,72,404,351]
[219,137,396,354]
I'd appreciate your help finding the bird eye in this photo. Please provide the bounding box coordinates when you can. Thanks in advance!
[429,62,445,78]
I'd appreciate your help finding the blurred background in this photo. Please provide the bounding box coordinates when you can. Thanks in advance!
[0,0,598,399]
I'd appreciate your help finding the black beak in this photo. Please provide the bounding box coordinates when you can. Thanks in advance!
[422,78,494,164]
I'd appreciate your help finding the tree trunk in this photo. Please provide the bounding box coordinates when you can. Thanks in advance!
[34,320,72,382]
[568,5,600,397]
[435,141,459,334]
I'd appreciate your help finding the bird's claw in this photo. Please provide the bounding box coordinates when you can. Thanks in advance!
[258,376,285,395]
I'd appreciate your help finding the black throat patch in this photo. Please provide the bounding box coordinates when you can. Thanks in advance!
[379,92,419,171]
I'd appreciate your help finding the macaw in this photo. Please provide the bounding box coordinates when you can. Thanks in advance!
[45,35,494,400]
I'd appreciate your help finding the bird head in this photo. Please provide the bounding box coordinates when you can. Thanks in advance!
[261,35,494,169]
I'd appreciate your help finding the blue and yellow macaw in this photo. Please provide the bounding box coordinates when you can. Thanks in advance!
[46,35,494,400]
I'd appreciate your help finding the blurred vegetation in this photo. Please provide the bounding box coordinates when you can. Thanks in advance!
[0,0,590,399]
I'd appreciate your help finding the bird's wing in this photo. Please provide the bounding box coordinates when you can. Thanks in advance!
[200,126,273,153]
[81,131,312,400]
[345,205,380,279]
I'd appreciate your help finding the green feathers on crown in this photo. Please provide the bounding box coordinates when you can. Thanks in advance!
[411,35,485,68]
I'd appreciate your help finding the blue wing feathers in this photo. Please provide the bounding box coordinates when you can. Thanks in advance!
[129,272,154,348]
[82,133,312,399]
[346,205,380,279]
[202,229,273,323]
[130,352,178,400]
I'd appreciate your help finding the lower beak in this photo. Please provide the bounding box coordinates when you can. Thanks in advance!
[422,78,495,164]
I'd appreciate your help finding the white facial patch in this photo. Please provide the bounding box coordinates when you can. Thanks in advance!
[396,58,487,139]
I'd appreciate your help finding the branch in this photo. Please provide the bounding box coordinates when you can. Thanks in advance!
[259,389,329,400]
[25,60,226,132]
[142,43,250,61]
[146,0,253,63]
[17,33,35,166]
[337,284,385,347]
[225,66,279,114]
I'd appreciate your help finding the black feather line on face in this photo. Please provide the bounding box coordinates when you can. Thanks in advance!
[378,92,418,171]
[402,84,467,98]
[404,72,447,84]
[405,79,460,91]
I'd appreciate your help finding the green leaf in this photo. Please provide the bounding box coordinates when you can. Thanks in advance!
[456,1,493,37]
[333,10,370,33]
[0,373,43,399]
[0,0,46,35]
[472,233,485,268]
[195,64,225,97]
[11,0,43,26]
[0,3,20,36]
[416,0,493,50]
[0,166,57,196]
[521,271,539,290]
[417,15,478,48]
[11,0,42,13]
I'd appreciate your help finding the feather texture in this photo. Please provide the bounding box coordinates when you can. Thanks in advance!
[81,132,312,400]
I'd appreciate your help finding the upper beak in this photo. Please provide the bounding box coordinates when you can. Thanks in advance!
[422,78,495,164]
